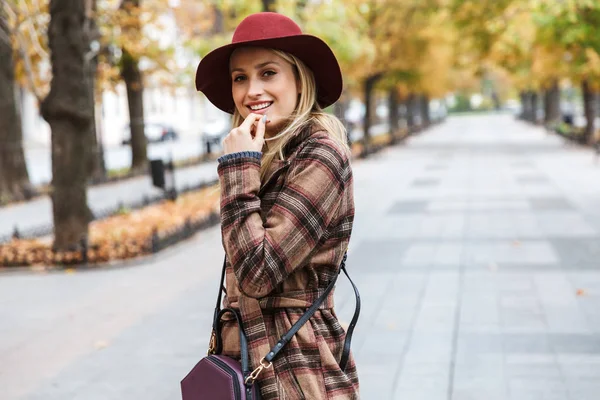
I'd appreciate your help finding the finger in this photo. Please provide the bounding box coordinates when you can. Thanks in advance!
[254,114,267,142]
[239,113,262,133]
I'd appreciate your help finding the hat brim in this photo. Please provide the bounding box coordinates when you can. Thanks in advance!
[195,35,343,114]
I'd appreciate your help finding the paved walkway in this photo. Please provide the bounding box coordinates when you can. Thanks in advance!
[1,114,600,399]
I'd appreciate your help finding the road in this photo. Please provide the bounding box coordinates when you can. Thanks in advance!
[24,138,212,186]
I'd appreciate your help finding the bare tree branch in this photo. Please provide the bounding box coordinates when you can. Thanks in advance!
[1,1,16,45]
[0,22,11,47]
[18,0,48,59]
[15,35,42,102]
[12,33,42,102]
[3,0,47,103]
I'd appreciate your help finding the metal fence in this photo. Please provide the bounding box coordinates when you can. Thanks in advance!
[0,178,219,244]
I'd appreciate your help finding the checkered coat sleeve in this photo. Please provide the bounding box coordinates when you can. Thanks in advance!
[217,130,360,399]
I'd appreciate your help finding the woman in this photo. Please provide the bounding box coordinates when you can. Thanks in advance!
[196,12,359,400]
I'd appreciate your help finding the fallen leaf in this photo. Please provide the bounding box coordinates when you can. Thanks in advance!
[94,340,109,349]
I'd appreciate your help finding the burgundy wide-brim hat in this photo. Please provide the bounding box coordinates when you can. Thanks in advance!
[195,12,343,114]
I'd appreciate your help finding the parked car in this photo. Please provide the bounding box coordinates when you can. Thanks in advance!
[121,123,179,145]
[200,116,231,155]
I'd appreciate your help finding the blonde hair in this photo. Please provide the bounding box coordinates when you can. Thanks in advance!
[231,49,349,182]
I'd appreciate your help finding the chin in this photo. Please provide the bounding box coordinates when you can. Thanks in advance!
[267,117,287,134]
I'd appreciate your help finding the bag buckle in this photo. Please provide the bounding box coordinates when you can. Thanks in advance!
[207,330,217,356]
[244,358,272,385]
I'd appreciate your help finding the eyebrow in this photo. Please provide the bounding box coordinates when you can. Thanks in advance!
[230,61,281,74]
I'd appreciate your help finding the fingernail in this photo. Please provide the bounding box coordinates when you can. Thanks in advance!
[261,114,267,123]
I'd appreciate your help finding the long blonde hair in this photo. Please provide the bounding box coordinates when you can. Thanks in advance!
[231,49,349,182]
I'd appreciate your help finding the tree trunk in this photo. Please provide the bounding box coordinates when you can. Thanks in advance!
[0,11,34,203]
[531,91,539,123]
[582,79,597,144]
[406,94,416,130]
[88,82,107,182]
[491,91,500,110]
[388,88,399,139]
[120,0,147,171]
[522,91,535,122]
[40,0,94,250]
[87,0,106,181]
[544,80,560,125]
[420,95,430,128]
[399,98,408,130]
[519,91,527,119]
[212,4,224,34]
[363,74,382,147]
[332,91,350,145]
[521,91,535,121]
[262,0,275,11]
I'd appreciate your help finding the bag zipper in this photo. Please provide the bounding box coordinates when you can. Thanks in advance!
[208,356,242,400]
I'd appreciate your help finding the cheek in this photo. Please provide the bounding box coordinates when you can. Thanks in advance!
[284,90,298,112]
[272,86,295,112]
[287,81,299,107]
[232,87,246,114]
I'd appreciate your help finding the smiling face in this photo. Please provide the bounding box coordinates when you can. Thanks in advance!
[230,47,300,136]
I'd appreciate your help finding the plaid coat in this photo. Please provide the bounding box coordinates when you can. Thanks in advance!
[217,126,360,400]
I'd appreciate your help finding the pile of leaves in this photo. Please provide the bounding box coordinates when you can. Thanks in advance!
[350,129,410,158]
[555,122,584,138]
[0,185,221,268]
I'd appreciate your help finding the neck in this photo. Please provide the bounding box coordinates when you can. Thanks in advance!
[264,136,280,153]
[264,127,282,150]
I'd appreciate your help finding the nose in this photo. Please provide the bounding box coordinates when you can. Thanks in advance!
[247,77,264,98]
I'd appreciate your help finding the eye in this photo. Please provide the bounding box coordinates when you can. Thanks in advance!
[233,75,246,82]
[263,70,276,77]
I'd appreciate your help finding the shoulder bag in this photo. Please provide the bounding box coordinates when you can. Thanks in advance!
[181,254,360,400]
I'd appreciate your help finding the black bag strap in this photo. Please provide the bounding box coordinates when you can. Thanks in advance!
[215,308,252,377]
[262,253,359,371]
[338,263,360,371]
[212,257,228,342]
[211,253,360,383]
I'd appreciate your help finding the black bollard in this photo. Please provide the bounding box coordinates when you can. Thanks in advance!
[184,217,192,237]
[80,236,88,264]
[151,228,159,253]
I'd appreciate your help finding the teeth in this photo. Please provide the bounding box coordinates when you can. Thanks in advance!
[250,102,272,111]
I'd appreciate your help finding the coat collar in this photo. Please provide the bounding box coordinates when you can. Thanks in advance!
[260,125,327,189]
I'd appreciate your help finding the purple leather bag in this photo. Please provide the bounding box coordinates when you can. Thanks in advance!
[181,354,261,400]
[181,255,359,400]
[181,303,262,400]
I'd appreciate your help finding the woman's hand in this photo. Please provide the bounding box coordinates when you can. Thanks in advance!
[222,113,266,155]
